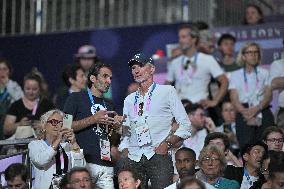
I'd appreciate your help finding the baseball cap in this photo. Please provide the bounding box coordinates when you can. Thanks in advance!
[128,53,153,67]
[75,45,96,58]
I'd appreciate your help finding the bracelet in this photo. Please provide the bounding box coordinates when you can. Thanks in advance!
[51,145,56,151]
[73,148,80,152]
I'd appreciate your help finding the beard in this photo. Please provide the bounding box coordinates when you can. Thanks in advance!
[95,82,109,93]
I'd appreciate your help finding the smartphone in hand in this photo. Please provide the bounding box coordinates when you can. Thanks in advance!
[63,114,73,129]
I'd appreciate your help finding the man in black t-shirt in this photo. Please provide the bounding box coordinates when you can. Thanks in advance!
[64,62,123,189]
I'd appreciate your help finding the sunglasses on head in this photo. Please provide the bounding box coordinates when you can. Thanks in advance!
[47,119,63,126]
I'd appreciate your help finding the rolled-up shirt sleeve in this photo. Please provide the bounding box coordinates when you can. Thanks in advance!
[168,86,191,139]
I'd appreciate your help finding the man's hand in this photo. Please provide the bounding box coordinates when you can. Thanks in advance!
[91,110,115,125]
[155,142,168,155]
[205,117,216,133]
[113,114,126,127]
[199,99,218,109]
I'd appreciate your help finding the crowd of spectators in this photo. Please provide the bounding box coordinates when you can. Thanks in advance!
[0,3,284,189]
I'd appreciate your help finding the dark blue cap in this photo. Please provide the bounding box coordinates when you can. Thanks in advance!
[128,53,153,67]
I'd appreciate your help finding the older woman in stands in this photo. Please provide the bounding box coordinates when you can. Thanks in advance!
[3,72,54,139]
[196,145,239,189]
[28,109,85,189]
[118,168,141,189]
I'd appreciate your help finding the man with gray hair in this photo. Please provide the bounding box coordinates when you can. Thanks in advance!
[120,53,191,189]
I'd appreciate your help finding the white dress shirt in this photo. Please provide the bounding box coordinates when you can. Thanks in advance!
[120,83,191,162]
[29,140,85,189]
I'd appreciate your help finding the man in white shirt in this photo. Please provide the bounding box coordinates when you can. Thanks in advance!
[165,147,216,189]
[120,53,191,189]
[270,54,284,128]
[165,24,228,109]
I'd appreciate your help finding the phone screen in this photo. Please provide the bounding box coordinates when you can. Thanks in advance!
[63,114,73,129]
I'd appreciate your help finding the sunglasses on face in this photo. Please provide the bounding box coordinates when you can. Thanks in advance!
[47,119,63,127]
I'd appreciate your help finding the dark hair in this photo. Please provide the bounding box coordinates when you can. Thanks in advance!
[177,177,206,189]
[268,150,284,166]
[194,21,209,30]
[241,141,268,160]
[181,99,193,107]
[118,167,140,182]
[0,58,13,76]
[4,163,28,182]
[243,4,264,25]
[176,147,196,160]
[66,167,91,183]
[261,126,284,141]
[217,33,236,46]
[185,103,203,115]
[62,64,84,87]
[178,24,200,45]
[269,162,284,179]
[23,72,43,90]
[204,132,230,151]
[87,62,112,88]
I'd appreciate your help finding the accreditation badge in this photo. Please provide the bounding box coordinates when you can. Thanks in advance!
[99,139,111,161]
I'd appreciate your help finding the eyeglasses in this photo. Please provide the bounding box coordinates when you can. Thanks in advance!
[47,119,63,127]
[201,157,220,164]
[183,60,191,70]
[70,177,92,185]
[138,102,144,116]
[243,50,259,56]
[266,138,284,143]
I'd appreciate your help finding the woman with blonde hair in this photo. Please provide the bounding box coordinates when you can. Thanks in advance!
[196,145,239,189]
[28,109,85,189]
[229,42,274,148]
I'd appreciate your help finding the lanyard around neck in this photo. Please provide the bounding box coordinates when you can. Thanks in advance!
[87,88,106,113]
[134,82,156,115]
[243,66,259,92]
[244,169,253,186]
[0,87,8,102]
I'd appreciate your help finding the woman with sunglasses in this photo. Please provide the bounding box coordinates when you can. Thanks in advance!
[28,109,85,189]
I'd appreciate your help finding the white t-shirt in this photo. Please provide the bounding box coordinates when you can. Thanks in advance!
[167,53,224,103]
[183,128,207,158]
[269,59,284,107]
[229,66,270,106]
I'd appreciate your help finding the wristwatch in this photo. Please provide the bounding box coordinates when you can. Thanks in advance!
[165,140,173,149]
